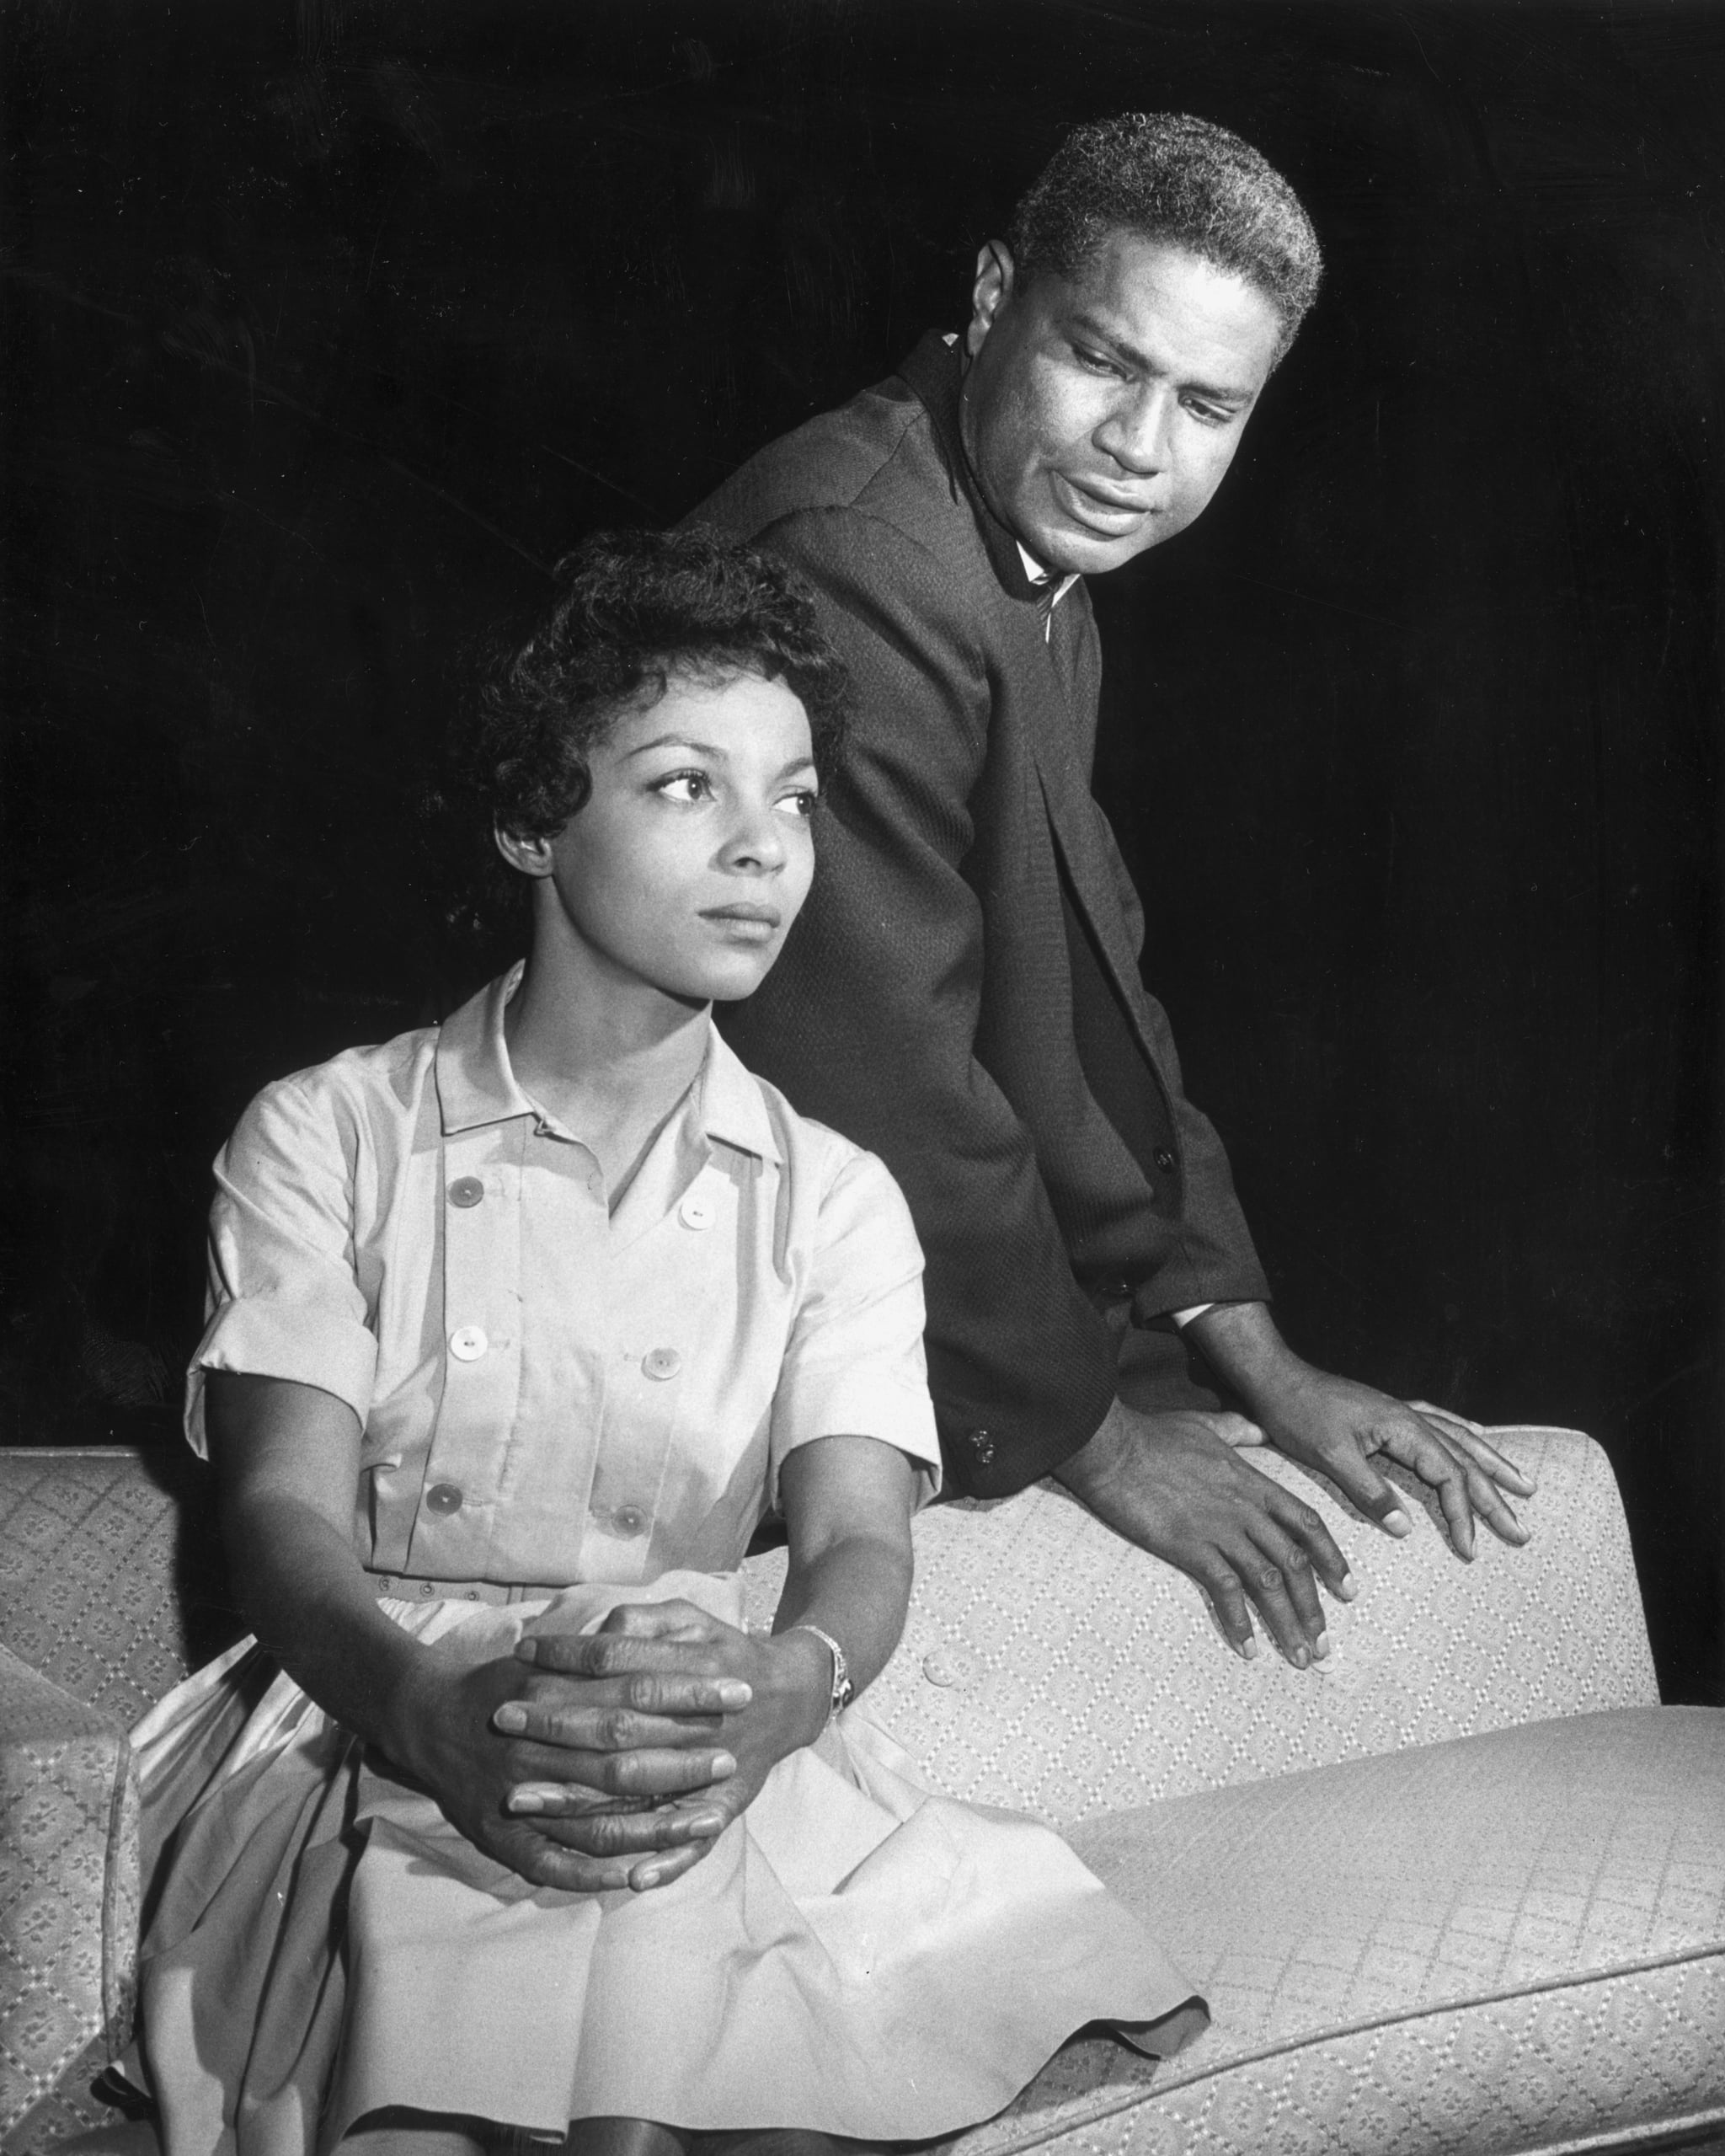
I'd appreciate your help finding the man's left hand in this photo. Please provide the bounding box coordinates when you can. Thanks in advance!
[1185,1303,1534,1559]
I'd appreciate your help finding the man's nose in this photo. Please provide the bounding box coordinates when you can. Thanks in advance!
[1095,385,1171,475]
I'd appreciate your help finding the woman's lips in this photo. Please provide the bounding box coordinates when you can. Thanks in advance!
[701,905,782,942]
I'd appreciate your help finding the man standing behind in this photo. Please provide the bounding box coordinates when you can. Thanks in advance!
[689,113,1532,1667]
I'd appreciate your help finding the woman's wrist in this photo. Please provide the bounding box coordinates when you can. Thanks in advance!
[765,1624,839,1750]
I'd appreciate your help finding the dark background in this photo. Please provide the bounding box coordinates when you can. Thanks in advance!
[3,0,1720,1699]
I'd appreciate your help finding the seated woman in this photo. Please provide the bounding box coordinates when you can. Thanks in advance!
[120,527,1207,2156]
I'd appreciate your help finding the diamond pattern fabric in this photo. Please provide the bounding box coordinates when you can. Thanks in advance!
[745,1426,1659,1816]
[945,1707,1725,2156]
[0,1646,138,2140]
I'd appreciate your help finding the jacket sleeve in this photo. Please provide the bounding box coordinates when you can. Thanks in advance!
[718,506,1125,1494]
[1091,803,1270,1318]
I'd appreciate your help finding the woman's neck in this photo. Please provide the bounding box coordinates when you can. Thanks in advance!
[502,929,711,1196]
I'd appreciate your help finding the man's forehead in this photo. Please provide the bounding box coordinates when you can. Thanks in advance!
[1022,229,1284,378]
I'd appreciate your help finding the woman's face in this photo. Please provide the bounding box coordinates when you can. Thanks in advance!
[527,667,820,1007]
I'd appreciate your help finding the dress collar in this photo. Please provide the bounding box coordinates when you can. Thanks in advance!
[434,963,782,1164]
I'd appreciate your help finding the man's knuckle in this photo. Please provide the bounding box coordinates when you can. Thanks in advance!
[1253,1561,1283,1592]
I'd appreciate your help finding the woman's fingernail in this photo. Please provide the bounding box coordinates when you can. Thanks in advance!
[716,1681,751,1710]
[1382,1509,1413,1538]
[494,1704,528,1733]
[1313,1630,1331,1660]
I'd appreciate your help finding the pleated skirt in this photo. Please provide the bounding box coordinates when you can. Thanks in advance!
[126,1572,1207,2154]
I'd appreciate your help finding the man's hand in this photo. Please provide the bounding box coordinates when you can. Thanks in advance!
[499,1600,833,1891]
[1055,1399,1354,1666]
[1184,1303,1535,1561]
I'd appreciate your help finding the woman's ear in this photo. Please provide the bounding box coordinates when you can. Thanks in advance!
[493,824,557,880]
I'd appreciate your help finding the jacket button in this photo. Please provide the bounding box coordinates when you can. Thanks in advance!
[448,1176,484,1209]
[966,1428,995,1464]
[678,1190,716,1230]
[425,1482,464,1514]
[1153,1148,1176,1174]
[449,1325,489,1362]
[643,1346,681,1381]
[611,1504,649,1537]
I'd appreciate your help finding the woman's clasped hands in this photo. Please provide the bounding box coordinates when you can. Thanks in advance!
[403,1600,834,1897]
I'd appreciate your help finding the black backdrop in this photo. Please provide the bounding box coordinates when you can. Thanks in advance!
[3,0,1720,1700]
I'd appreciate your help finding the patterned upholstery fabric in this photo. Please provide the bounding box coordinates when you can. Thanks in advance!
[0,1646,138,2140]
[745,1426,1660,1816]
[948,1707,1725,2156]
[0,1448,238,1727]
[3,1429,1712,2156]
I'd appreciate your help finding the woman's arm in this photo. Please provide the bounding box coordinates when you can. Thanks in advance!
[207,1368,746,1891]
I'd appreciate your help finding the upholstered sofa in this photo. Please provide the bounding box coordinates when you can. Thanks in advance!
[3,1425,1722,2156]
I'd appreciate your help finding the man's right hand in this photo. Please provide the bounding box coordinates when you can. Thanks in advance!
[1054,1399,1356,1666]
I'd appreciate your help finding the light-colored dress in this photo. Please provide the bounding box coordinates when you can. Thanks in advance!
[129,967,1207,2154]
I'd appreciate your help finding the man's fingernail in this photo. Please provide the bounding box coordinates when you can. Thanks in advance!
[1313,1630,1331,1660]
[715,1681,751,1710]
[1338,1572,1359,1602]
[494,1704,528,1733]
[634,1868,665,1891]
[711,1752,737,1779]
[1382,1508,1413,1538]
[506,1787,549,1815]
[1239,1635,1258,1661]
[685,1812,726,1838]
[1292,1645,1310,1669]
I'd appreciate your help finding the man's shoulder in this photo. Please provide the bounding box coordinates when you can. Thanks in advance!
[686,337,972,567]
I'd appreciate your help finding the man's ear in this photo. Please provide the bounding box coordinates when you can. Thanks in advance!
[493,824,557,880]
[964,239,1016,361]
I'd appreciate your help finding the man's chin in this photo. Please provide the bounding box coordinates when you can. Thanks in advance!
[1028,514,1167,580]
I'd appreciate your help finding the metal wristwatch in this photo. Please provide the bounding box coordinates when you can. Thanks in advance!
[788,1622,853,1720]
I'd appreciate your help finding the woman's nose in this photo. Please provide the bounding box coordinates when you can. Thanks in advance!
[720,800,786,871]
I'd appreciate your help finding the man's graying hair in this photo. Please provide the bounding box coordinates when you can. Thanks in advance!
[1007,113,1323,357]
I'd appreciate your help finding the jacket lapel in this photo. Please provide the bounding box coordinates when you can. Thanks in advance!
[903,334,1168,1077]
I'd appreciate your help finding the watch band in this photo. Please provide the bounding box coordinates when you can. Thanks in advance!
[787,1623,853,1720]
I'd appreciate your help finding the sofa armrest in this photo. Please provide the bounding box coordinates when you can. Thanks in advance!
[0,1644,139,2140]
[744,1424,1659,1821]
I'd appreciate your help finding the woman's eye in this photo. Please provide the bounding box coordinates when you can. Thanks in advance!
[654,771,712,803]
[779,789,820,819]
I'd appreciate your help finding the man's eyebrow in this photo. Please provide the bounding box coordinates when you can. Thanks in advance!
[1066,312,1256,403]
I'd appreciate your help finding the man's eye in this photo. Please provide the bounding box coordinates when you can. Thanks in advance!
[1073,345,1122,377]
[654,771,712,803]
[1182,397,1231,426]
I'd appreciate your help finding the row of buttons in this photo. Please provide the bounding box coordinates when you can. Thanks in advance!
[416,1484,653,1539]
[447,1177,718,1232]
[448,1327,681,1382]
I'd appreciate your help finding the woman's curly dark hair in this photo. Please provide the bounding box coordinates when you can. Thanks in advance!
[458,525,851,848]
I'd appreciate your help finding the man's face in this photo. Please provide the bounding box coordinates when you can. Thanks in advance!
[960,228,1286,577]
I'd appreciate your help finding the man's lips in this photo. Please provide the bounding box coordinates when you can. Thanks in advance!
[1050,473,1157,532]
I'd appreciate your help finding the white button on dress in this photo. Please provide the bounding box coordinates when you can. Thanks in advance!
[642,1346,681,1381]
[449,1326,489,1362]
[679,1190,716,1230]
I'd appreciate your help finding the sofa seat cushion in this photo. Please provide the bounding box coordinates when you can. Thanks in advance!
[0,1646,138,2141]
[947,1706,1725,2156]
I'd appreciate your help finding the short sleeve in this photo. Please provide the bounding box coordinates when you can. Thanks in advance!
[184,1075,379,1457]
[767,1144,943,1509]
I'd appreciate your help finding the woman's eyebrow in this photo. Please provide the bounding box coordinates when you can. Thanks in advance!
[624,733,725,760]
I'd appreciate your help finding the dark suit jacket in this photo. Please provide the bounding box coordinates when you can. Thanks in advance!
[687,333,1270,1495]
